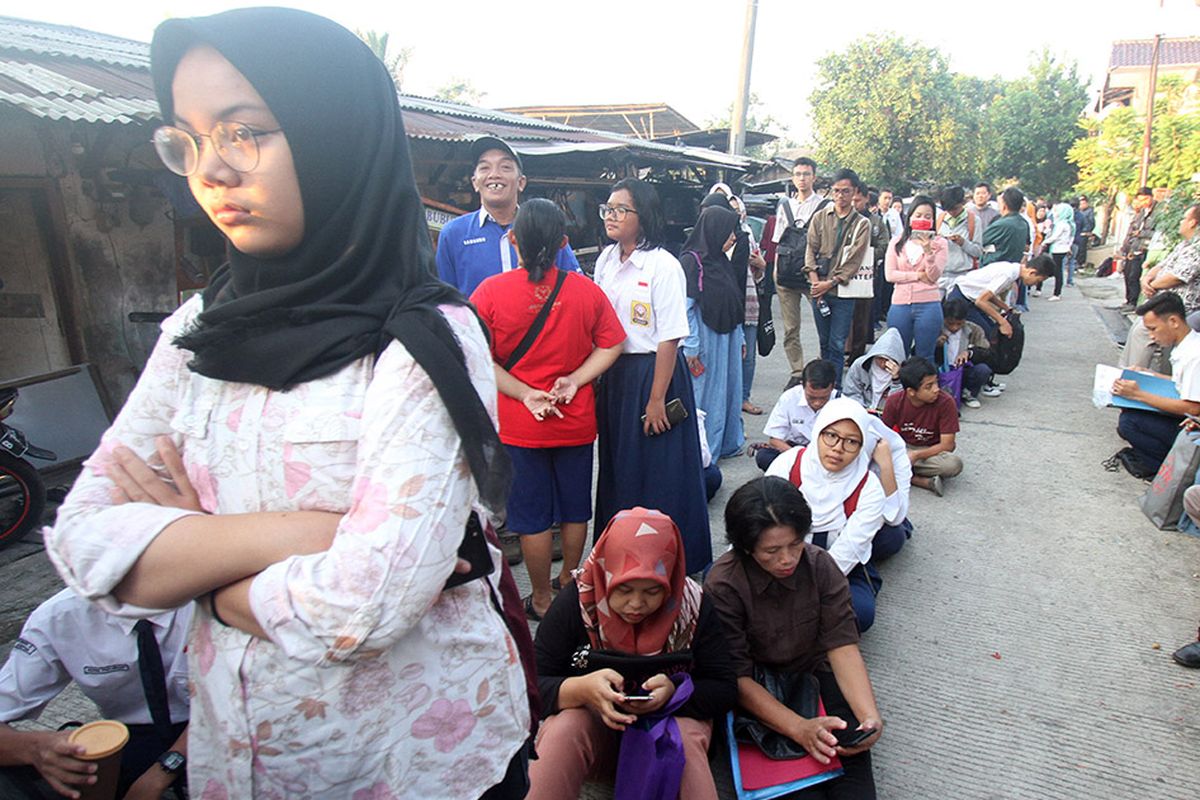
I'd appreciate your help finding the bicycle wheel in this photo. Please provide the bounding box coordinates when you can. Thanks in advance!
[0,451,44,548]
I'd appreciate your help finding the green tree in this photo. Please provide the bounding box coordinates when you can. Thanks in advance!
[1068,75,1200,206]
[809,34,959,191]
[356,29,412,89]
[980,50,1089,199]
[435,79,486,106]
[705,92,798,159]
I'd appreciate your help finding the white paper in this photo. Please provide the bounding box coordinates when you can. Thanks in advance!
[1093,364,1123,408]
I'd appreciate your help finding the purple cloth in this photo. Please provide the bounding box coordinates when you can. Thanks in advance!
[938,365,964,409]
[614,674,696,800]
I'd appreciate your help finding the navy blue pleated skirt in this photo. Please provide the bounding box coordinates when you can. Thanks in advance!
[595,352,713,574]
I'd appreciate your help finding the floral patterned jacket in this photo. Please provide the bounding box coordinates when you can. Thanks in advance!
[46,297,529,799]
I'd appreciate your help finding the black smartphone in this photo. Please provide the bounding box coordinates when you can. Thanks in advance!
[833,727,875,747]
[641,397,688,430]
[443,512,494,590]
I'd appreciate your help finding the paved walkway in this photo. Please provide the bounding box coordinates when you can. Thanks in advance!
[4,276,1198,797]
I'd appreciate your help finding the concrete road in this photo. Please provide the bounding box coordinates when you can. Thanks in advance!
[4,277,1198,798]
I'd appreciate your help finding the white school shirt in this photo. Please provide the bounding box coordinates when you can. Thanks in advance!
[0,589,192,725]
[863,415,912,527]
[953,261,1021,302]
[1170,330,1200,401]
[772,193,826,243]
[766,449,887,574]
[763,387,840,445]
[594,244,690,353]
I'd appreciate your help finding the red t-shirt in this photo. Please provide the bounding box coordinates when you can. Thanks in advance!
[471,268,626,448]
[881,389,959,447]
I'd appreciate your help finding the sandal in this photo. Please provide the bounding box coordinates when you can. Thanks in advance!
[523,594,544,622]
[550,577,562,593]
[742,401,764,415]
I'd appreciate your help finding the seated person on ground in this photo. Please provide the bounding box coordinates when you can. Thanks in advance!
[1119,203,1200,374]
[947,256,1055,340]
[842,328,905,413]
[938,297,997,408]
[765,398,908,632]
[0,590,191,800]
[1176,481,1200,669]
[757,359,837,471]
[697,409,723,501]
[528,508,737,800]
[1113,292,1200,475]
[882,357,962,497]
[864,413,914,537]
[705,477,883,797]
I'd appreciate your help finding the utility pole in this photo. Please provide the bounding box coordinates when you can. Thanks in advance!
[729,0,759,156]
[1139,33,1163,187]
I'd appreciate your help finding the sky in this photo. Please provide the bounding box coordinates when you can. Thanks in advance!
[6,0,1200,144]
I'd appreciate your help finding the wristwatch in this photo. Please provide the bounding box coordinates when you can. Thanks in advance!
[157,750,186,776]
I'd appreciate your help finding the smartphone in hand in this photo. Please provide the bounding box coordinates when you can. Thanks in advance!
[833,727,876,748]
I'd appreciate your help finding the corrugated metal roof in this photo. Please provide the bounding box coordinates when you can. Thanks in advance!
[1110,37,1200,70]
[0,15,754,169]
[0,15,149,68]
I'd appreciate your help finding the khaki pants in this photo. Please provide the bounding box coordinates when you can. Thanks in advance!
[776,282,807,378]
[1119,317,1172,375]
[909,446,964,478]
[527,707,717,800]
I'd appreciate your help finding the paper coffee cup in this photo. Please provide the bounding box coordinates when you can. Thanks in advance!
[68,720,129,800]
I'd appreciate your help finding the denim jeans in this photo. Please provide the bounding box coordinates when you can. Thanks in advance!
[811,294,856,386]
[742,323,757,402]
[886,301,944,361]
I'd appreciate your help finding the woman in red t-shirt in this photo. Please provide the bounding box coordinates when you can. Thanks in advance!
[471,199,626,619]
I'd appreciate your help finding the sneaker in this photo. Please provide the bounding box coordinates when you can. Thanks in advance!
[991,381,1007,392]
[1047,295,1062,302]
[929,475,944,497]
[980,385,1002,398]
[962,395,981,408]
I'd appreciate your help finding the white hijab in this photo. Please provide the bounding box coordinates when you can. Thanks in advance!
[799,397,872,532]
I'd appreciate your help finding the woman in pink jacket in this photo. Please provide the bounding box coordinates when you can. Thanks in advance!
[885,195,948,361]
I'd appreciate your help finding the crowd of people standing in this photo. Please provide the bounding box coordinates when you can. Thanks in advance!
[4,8,1191,798]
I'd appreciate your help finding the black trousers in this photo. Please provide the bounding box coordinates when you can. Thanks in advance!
[478,739,531,799]
[1125,254,1146,306]
[784,670,876,799]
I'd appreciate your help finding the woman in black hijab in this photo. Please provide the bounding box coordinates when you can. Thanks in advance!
[46,8,531,799]
[680,201,747,461]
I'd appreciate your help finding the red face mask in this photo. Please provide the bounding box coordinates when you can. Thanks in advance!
[911,217,934,232]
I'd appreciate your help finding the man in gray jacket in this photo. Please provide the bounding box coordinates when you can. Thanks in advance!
[843,327,906,412]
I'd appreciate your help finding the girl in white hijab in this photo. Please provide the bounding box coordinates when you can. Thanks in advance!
[767,397,889,630]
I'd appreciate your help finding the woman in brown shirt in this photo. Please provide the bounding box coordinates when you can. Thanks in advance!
[704,476,883,799]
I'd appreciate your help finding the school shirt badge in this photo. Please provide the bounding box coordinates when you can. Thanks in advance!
[630,301,651,326]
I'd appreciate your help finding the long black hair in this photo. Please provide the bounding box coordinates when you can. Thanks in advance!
[611,177,666,251]
[512,198,566,282]
[724,477,812,556]
[893,193,937,255]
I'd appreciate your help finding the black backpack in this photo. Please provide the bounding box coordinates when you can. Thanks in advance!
[775,198,829,290]
[990,312,1025,375]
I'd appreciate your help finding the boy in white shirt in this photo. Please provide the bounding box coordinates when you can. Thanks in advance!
[755,359,837,470]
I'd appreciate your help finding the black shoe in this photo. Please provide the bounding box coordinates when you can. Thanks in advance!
[1118,449,1157,480]
[785,375,803,391]
[1173,641,1200,668]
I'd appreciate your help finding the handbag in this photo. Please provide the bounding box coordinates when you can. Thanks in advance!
[938,365,965,409]
[731,667,821,760]
[1140,429,1200,530]
[756,289,776,357]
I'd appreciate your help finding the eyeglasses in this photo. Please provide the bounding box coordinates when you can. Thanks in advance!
[819,429,863,453]
[152,122,283,177]
[599,204,638,221]
[830,186,855,196]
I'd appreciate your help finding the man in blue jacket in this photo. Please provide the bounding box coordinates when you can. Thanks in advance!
[436,136,579,298]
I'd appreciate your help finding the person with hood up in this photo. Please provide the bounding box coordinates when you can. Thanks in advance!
[44,9,532,798]
[765,398,909,632]
[680,201,747,460]
[842,327,906,413]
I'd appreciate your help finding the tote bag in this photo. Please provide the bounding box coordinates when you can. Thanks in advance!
[1140,429,1200,530]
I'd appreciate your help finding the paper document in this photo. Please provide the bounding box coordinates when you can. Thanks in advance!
[1093,364,1180,412]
